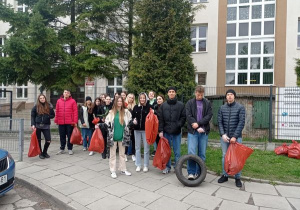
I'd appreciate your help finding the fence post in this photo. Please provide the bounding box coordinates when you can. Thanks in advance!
[269,85,273,142]
[19,119,24,161]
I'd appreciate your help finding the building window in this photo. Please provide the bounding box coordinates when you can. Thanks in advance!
[0,37,5,57]
[196,72,207,85]
[16,83,28,99]
[226,0,275,85]
[0,83,6,99]
[191,25,208,52]
[190,0,208,3]
[2,0,7,6]
[107,76,122,97]
[17,2,28,12]
[298,18,300,48]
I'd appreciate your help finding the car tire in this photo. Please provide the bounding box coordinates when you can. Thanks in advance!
[175,154,207,187]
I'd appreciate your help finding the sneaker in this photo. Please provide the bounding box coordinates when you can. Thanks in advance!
[143,167,149,172]
[39,153,45,159]
[125,156,128,162]
[43,153,50,158]
[151,151,156,157]
[162,168,170,174]
[136,166,141,172]
[121,171,131,176]
[188,174,195,180]
[132,155,136,162]
[83,147,87,151]
[218,175,228,183]
[111,172,117,179]
[56,150,65,155]
[235,178,242,188]
[68,150,73,155]
[89,151,94,156]
[102,152,107,159]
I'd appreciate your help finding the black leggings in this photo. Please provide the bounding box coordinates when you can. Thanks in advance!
[36,128,51,154]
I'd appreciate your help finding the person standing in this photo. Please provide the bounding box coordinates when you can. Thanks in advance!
[217,89,245,188]
[55,90,78,155]
[31,94,55,159]
[105,96,132,179]
[152,94,165,156]
[158,87,186,174]
[125,93,136,161]
[186,86,213,180]
[79,96,94,155]
[132,92,151,172]
[148,91,157,108]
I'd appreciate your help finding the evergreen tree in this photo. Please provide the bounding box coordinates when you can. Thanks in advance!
[125,0,198,100]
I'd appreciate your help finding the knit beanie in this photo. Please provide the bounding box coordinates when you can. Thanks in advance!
[167,86,177,92]
[225,89,236,98]
[85,96,92,101]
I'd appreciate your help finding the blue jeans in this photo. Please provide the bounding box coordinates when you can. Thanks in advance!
[164,133,181,170]
[187,132,208,175]
[81,128,93,148]
[221,137,242,178]
[134,130,150,167]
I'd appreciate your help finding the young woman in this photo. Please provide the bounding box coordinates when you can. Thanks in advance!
[99,94,107,106]
[79,96,94,155]
[31,94,55,159]
[148,91,157,108]
[105,96,132,179]
[152,94,165,156]
[93,97,108,159]
[125,93,136,161]
[132,92,151,172]
[121,91,128,107]
[103,95,113,114]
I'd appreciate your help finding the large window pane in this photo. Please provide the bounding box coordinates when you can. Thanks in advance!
[238,73,247,84]
[298,19,300,33]
[117,76,122,86]
[191,40,196,52]
[239,6,249,20]
[191,27,196,39]
[252,0,262,2]
[239,23,249,36]
[240,0,249,3]
[250,57,260,69]
[238,58,248,70]
[226,43,236,55]
[250,73,260,84]
[108,79,114,86]
[199,40,206,51]
[252,5,262,19]
[199,26,207,38]
[17,88,22,98]
[298,35,300,48]
[264,41,274,54]
[264,21,274,35]
[227,0,237,4]
[264,4,275,18]
[227,23,236,37]
[226,73,235,85]
[251,22,261,36]
[24,88,28,98]
[226,58,236,70]
[238,43,248,55]
[263,72,273,84]
[227,7,237,21]
[251,42,261,54]
[263,57,274,69]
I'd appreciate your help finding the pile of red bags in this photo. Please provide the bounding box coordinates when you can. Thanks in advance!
[224,142,254,176]
[145,108,159,145]
[275,140,300,159]
[89,128,105,153]
[28,129,41,157]
[153,137,171,170]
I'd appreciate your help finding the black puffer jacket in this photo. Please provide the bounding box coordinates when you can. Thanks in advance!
[217,101,245,138]
[132,102,151,131]
[31,104,55,126]
[186,98,213,134]
[158,98,186,135]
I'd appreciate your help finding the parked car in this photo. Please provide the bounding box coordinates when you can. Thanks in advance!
[0,148,15,196]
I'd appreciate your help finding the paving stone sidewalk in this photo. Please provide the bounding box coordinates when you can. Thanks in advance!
[15,140,300,210]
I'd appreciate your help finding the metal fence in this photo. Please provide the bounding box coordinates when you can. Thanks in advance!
[0,118,24,161]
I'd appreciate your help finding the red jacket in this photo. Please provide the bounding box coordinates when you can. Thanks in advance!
[54,96,78,125]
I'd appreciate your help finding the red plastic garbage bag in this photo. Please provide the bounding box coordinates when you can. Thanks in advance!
[28,129,41,157]
[274,143,288,155]
[287,140,300,159]
[145,109,159,145]
[92,117,100,125]
[225,142,254,176]
[70,127,82,145]
[153,137,171,170]
[88,128,105,153]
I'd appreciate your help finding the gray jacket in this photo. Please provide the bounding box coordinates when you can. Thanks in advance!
[217,101,245,138]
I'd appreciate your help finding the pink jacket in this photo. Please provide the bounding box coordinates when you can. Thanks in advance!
[54,96,78,125]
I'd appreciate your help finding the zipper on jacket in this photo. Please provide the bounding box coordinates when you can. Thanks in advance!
[140,106,143,129]
[227,105,231,137]
[64,100,66,124]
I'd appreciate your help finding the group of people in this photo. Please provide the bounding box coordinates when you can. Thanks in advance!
[31,86,245,187]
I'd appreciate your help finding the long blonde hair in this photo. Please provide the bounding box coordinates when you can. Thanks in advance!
[111,96,126,125]
[125,93,136,110]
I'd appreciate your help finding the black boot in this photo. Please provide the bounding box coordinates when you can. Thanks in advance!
[39,153,45,159]
[102,148,107,159]
[43,142,51,158]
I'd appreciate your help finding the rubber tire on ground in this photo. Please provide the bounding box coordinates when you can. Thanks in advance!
[175,154,207,187]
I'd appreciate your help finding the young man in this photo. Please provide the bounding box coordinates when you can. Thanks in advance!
[55,90,78,155]
[158,87,186,174]
[217,89,245,188]
[185,85,212,180]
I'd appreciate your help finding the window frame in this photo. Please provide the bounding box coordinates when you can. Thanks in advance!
[107,76,123,97]
[297,18,300,49]
[191,24,208,53]
[0,83,7,99]
[195,72,207,86]
[0,37,5,57]
[16,83,28,99]
[190,0,208,3]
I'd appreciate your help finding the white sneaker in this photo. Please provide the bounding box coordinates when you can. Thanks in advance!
[111,172,117,179]
[136,166,141,172]
[56,150,65,155]
[143,167,149,172]
[121,171,131,176]
[188,174,195,180]
[132,155,136,161]
[89,151,94,156]
[125,156,128,162]
[162,168,170,174]
[68,150,73,155]
[83,147,87,151]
